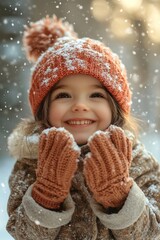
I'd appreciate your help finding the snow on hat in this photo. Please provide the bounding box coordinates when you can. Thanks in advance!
[23,15,131,115]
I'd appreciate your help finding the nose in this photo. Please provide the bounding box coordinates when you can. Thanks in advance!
[72,102,90,112]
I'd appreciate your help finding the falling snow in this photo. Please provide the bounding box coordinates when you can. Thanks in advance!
[0,0,160,239]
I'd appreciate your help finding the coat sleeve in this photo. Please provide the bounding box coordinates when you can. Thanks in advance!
[90,141,160,239]
[6,158,75,240]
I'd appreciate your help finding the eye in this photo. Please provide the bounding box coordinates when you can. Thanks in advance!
[55,92,71,99]
[90,92,105,98]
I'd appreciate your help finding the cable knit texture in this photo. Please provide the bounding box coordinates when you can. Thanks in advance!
[32,127,80,209]
[84,125,133,208]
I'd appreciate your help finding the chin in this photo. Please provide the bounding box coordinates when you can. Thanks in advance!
[74,136,88,146]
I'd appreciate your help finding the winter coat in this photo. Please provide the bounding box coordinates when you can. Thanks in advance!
[6,120,160,240]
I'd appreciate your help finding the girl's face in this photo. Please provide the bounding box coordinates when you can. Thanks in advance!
[48,74,112,145]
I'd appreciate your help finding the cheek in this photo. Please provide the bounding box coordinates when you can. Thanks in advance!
[48,104,64,127]
[97,104,112,126]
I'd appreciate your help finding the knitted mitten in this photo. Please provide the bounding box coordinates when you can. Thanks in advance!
[32,127,80,209]
[83,125,133,209]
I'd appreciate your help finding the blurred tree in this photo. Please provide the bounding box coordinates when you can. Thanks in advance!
[0,0,30,156]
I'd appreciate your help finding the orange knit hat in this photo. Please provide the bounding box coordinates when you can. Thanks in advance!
[23,15,131,115]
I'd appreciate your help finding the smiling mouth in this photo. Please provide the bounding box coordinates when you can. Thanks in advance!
[66,120,95,126]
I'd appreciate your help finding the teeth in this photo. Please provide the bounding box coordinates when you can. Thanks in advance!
[67,120,93,125]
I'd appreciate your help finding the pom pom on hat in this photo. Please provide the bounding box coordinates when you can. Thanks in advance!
[23,15,78,62]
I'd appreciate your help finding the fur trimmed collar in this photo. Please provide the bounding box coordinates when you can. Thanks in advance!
[8,119,136,160]
[8,119,43,160]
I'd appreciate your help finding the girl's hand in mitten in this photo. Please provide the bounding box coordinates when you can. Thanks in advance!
[32,127,80,209]
[83,125,133,209]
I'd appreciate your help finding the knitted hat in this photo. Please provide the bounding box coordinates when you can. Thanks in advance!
[23,15,131,115]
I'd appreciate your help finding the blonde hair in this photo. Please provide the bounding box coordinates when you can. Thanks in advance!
[35,87,139,137]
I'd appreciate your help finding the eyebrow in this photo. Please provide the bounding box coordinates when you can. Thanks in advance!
[53,85,70,90]
[53,84,106,91]
[91,84,106,90]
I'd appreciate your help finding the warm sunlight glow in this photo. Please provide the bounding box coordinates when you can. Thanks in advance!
[110,17,132,38]
[146,4,160,43]
[91,0,111,21]
[118,0,143,13]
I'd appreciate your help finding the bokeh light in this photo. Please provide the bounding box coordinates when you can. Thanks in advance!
[91,0,111,21]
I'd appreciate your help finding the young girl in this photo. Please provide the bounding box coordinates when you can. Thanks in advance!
[7,16,160,239]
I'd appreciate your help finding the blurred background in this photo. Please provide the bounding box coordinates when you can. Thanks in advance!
[0,0,160,239]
